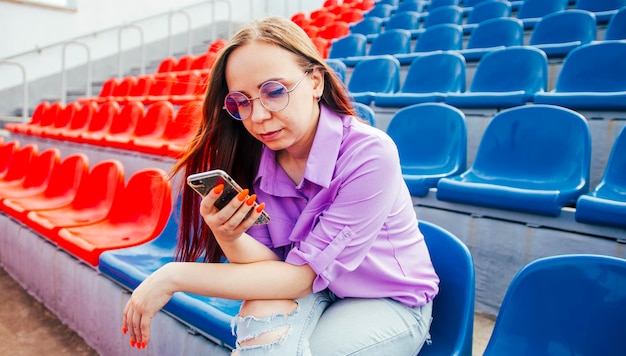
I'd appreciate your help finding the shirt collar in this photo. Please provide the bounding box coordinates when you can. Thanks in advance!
[256,104,345,191]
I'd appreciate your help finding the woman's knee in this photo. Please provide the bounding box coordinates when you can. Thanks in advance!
[234,299,298,351]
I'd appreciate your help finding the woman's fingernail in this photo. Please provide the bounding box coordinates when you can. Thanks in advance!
[246,194,257,206]
[256,202,265,213]
[213,183,224,195]
[142,341,147,349]
[122,326,127,335]
[130,339,136,347]
[237,189,249,201]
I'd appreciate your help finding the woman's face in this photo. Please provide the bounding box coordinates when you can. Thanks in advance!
[225,40,323,159]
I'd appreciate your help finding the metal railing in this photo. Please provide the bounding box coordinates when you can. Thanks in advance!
[0,61,28,122]
[118,24,145,78]
[61,41,92,104]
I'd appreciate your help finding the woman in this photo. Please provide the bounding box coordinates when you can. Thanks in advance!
[123,16,439,355]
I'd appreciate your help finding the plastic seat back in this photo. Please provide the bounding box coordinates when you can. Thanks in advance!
[605,6,626,39]
[385,11,421,31]
[352,102,376,126]
[387,103,467,196]
[348,55,401,94]
[575,0,626,12]
[529,10,597,46]
[148,73,176,96]
[133,101,173,139]
[468,46,548,94]
[473,105,590,191]
[107,101,144,137]
[39,101,80,136]
[190,52,217,71]
[169,71,200,96]
[350,16,383,36]
[97,77,119,98]
[418,220,474,356]
[368,29,412,56]
[484,255,626,356]
[426,0,460,11]
[403,52,466,94]
[465,17,524,50]
[0,144,37,184]
[574,126,626,228]
[325,58,347,82]
[111,76,136,98]
[517,0,569,19]
[465,0,512,25]
[396,0,423,13]
[328,34,368,58]
[0,140,19,177]
[318,21,350,40]
[422,5,463,28]
[84,101,119,135]
[127,74,154,98]
[414,24,464,52]
[553,41,626,93]
[365,3,394,18]
[171,54,194,72]
[156,57,176,73]
[57,101,98,138]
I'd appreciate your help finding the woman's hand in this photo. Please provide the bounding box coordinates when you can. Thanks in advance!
[200,183,266,244]
[122,264,176,349]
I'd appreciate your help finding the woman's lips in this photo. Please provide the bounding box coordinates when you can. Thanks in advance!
[259,129,282,141]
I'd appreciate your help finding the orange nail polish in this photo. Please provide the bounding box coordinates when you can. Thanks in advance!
[237,189,249,201]
[122,326,127,335]
[142,341,147,349]
[246,194,257,206]
[130,339,136,347]
[213,183,224,195]
[256,202,265,213]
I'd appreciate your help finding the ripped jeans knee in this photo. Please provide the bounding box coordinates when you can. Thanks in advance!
[231,291,331,356]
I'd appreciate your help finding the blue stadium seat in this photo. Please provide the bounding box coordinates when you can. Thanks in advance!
[395,24,463,65]
[516,0,569,30]
[343,29,411,66]
[98,195,242,349]
[375,51,466,107]
[348,55,401,104]
[386,103,467,197]
[461,0,512,35]
[528,10,597,59]
[604,6,626,40]
[575,0,626,24]
[533,41,626,110]
[417,220,474,356]
[325,58,347,82]
[445,46,548,108]
[411,5,463,37]
[384,11,422,39]
[575,126,626,229]
[328,33,367,59]
[349,16,383,38]
[483,255,626,356]
[364,3,394,19]
[395,0,426,14]
[352,102,376,126]
[457,17,524,62]
[424,0,461,12]
[436,105,591,217]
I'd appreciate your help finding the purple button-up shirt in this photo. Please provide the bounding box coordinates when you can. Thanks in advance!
[248,105,439,307]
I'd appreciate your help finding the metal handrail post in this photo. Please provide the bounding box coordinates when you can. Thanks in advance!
[168,10,192,56]
[61,41,92,104]
[117,24,145,78]
[0,61,28,122]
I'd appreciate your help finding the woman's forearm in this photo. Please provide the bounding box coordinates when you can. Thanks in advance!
[159,260,316,300]
[217,232,281,263]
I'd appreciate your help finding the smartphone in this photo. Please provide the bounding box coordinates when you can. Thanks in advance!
[187,169,270,225]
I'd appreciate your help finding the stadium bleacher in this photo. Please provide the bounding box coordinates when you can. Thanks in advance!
[1,0,626,354]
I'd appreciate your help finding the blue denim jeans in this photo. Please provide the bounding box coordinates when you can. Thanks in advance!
[231,290,433,355]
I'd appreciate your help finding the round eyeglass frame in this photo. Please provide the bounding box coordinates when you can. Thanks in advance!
[223,71,311,120]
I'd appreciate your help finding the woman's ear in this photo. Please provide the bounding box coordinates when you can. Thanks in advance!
[311,68,325,98]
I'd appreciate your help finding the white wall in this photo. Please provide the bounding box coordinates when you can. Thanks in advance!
[0,0,322,90]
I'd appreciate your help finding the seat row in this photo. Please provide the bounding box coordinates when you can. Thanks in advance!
[327,41,626,111]
[77,70,207,105]
[154,38,226,74]
[384,102,626,228]
[334,6,626,65]
[5,100,202,158]
[0,140,172,266]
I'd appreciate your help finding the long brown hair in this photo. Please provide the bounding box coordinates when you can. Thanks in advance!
[172,16,355,263]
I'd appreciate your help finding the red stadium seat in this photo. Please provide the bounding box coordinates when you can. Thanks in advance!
[156,56,177,73]
[0,153,89,222]
[55,167,172,266]
[0,147,60,200]
[36,101,80,137]
[54,101,98,141]
[25,159,125,243]
[73,101,120,143]
[89,101,144,146]
[104,100,173,151]
[4,101,50,134]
